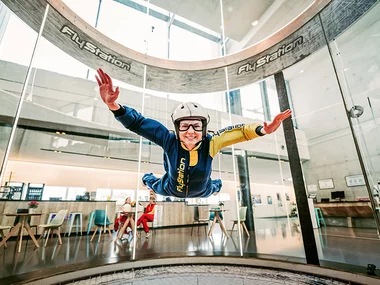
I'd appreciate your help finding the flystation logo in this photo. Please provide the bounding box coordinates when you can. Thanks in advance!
[60,26,131,71]
[237,36,303,75]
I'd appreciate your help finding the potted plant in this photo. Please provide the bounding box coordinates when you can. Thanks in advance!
[27,200,39,213]
[83,191,90,201]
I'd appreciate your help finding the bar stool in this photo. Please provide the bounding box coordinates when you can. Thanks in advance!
[67,212,83,236]
[315,208,326,228]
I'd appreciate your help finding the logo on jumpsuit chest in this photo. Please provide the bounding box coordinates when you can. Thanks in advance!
[176,157,186,192]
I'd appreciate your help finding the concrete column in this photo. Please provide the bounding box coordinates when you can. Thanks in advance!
[237,152,255,231]
[228,89,255,231]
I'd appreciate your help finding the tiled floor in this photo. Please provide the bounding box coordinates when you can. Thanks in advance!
[0,218,379,284]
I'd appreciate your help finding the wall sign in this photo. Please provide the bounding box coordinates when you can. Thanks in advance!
[345,174,365,187]
[318,178,334,190]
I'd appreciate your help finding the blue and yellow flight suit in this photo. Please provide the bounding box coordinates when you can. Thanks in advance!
[113,105,264,198]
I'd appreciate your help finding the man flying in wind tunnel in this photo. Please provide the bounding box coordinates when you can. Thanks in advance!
[96,68,291,198]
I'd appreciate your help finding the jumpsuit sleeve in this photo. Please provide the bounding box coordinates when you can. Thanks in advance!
[209,123,264,158]
[114,105,172,149]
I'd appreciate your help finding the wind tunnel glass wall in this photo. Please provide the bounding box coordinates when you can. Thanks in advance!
[1,0,380,281]
[283,40,379,270]
[325,1,380,226]
[224,70,304,260]
[0,3,39,183]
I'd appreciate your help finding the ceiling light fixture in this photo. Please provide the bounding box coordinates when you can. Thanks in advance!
[252,20,259,26]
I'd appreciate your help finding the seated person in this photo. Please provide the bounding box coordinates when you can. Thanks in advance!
[137,197,156,238]
[115,197,132,233]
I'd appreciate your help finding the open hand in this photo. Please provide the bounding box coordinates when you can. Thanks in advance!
[263,109,292,134]
[95,68,120,110]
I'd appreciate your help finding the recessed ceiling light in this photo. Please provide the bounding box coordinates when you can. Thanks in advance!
[344,68,349,72]
[227,6,233,12]
[300,70,304,73]
[93,97,98,101]
[252,20,259,26]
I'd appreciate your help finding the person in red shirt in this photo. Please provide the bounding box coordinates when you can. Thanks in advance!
[137,197,156,238]
[115,197,132,233]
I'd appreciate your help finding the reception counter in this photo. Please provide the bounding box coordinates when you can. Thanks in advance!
[315,201,374,218]
[0,200,116,236]
[314,201,378,228]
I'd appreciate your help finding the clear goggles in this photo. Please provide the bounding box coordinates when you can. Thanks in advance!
[178,121,203,132]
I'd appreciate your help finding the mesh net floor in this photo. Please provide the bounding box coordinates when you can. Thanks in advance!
[69,265,348,285]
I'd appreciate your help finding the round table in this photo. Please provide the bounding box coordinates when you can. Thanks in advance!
[0,213,42,252]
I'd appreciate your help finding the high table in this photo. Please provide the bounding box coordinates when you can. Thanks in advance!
[0,213,42,252]
[208,209,229,238]
[115,211,140,241]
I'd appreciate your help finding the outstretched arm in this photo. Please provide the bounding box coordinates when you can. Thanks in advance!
[95,68,120,111]
[95,68,173,149]
[209,109,292,157]
[261,109,292,135]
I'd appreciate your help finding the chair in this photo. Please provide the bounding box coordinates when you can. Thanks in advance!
[0,226,11,248]
[146,205,162,237]
[230,206,250,237]
[90,210,113,243]
[209,207,223,221]
[315,208,326,228]
[191,206,208,235]
[38,209,68,247]
[87,211,96,235]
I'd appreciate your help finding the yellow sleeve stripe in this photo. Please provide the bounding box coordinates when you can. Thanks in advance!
[209,123,262,158]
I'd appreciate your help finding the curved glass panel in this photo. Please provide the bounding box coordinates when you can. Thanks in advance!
[283,44,380,268]
[224,74,305,261]
[326,1,380,231]
[0,4,38,188]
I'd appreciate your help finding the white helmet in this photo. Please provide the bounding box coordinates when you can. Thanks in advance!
[171,102,210,137]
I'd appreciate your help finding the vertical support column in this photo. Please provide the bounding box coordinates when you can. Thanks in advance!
[274,71,319,266]
[260,81,271,121]
[237,152,254,231]
[229,89,255,231]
